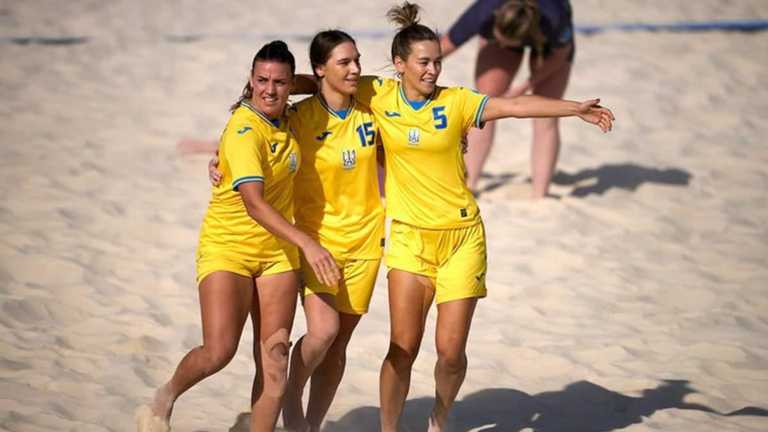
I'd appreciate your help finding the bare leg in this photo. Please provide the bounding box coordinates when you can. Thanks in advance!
[465,38,523,192]
[250,271,299,432]
[283,293,340,431]
[149,272,253,424]
[530,57,572,198]
[428,298,478,432]
[379,270,434,432]
[305,312,363,431]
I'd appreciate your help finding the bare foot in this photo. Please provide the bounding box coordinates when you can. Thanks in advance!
[135,405,170,432]
[427,415,442,432]
[151,383,175,423]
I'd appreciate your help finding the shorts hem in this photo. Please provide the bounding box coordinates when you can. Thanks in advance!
[435,290,487,305]
[386,262,436,280]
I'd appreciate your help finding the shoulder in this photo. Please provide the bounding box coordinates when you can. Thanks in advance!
[360,75,397,90]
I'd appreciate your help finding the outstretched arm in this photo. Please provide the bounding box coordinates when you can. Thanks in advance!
[481,95,615,132]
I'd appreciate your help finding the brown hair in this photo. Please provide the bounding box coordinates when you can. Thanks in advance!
[230,40,296,112]
[494,0,546,65]
[386,2,439,63]
[309,29,357,79]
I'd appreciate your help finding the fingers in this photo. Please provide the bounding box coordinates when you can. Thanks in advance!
[309,250,340,288]
[208,156,222,186]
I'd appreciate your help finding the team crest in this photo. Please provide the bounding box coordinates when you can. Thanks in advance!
[288,152,298,173]
[342,149,357,170]
[408,128,420,146]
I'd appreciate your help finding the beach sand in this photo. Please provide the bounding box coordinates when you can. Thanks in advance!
[1,1,767,431]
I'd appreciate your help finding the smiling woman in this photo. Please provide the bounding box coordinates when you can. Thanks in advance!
[352,3,613,432]
[136,40,340,432]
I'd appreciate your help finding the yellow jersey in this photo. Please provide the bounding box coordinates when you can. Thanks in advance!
[290,95,385,258]
[198,101,300,261]
[357,76,488,229]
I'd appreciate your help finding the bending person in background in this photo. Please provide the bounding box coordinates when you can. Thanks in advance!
[136,40,340,432]
[356,2,612,431]
[440,0,576,198]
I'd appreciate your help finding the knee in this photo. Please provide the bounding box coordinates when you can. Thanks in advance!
[201,342,237,374]
[386,342,419,370]
[436,348,467,373]
[260,328,290,398]
[306,322,340,352]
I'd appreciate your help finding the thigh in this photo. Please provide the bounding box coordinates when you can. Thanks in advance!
[198,271,254,346]
[435,223,488,305]
[475,37,524,95]
[387,269,435,351]
[253,270,300,341]
[531,50,572,99]
[435,297,478,356]
[302,292,340,335]
[336,258,381,315]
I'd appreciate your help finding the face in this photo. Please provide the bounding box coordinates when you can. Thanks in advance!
[316,41,361,97]
[394,40,442,98]
[249,60,293,118]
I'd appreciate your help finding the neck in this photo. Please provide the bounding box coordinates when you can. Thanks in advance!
[320,85,352,111]
[402,82,428,102]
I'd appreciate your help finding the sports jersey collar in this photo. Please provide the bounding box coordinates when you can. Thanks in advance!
[241,100,282,128]
[317,94,356,121]
[398,83,434,112]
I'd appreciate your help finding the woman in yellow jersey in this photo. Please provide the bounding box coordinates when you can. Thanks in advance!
[281,31,385,432]
[208,32,386,432]
[354,3,614,431]
[136,41,340,432]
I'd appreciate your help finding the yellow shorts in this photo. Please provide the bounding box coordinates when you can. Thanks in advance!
[301,256,381,315]
[196,251,300,284]
[386,220,487,304]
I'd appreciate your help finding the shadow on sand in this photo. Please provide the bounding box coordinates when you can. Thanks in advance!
[318,379,766,432]
[478,163,692,198]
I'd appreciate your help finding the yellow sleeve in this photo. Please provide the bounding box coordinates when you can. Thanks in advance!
[356,75,394,107]
[222,122,266,191]
[457,87,489,133]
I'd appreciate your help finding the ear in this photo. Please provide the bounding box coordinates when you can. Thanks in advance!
[393,55,406,74]
[314,64,326,79]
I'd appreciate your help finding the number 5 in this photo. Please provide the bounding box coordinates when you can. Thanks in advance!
[433,106,447,130]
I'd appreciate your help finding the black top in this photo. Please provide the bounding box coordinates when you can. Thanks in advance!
[447,0,573,55]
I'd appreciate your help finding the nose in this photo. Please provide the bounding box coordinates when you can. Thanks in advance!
[265,81,277,95]
[350,60,361,75]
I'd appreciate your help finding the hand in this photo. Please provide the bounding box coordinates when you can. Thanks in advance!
[209,151,222,186]
[302,241,341,288]
[576,99,615,133]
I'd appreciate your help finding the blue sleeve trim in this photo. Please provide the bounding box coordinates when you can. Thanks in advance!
[232,176,264,191]
[474,95,489,128]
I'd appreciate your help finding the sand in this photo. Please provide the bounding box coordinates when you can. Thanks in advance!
[1,1,767,431]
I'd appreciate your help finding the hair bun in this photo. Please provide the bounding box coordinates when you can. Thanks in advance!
[387,1,421,30]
